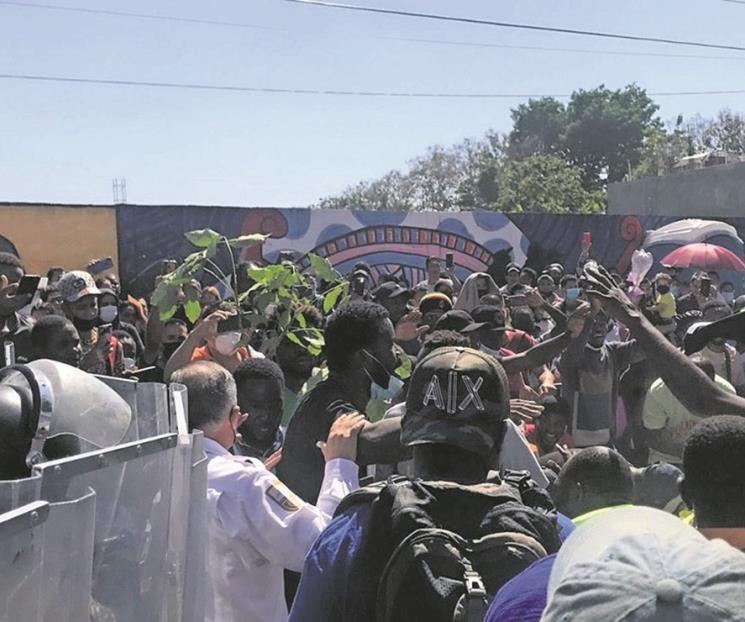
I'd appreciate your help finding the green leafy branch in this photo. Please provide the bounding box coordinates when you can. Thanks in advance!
[151,228,349,355]
[151,228,267,322]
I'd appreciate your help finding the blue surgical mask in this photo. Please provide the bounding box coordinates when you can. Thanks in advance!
[370,375,405,403]
[565,288,580,300]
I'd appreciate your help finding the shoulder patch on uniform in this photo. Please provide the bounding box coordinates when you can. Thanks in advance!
[265,480,302,513]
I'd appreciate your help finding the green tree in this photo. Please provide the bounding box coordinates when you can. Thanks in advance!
[562,84,660,188]
[315,170,414,211]
[407,145,465,211]
[509,97,567,157]
[494,154,605,214]
[631,116,692,178]
[687,109,745,153]
[507,85,661,190]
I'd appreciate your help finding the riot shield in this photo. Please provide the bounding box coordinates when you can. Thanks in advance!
[0,500,47,622]
[95,375,140,442]
[137,382,170,439]
[162,384,202,621]
[183,432,207,622]
[98,377,175,440]
[40,489,96,622]
[162,434,193,621]
[34,433,179,622]
[0,472,41,513]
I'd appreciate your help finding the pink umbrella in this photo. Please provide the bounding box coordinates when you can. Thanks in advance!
[661,243,745,272]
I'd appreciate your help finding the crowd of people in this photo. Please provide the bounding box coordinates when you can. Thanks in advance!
[2,245,745,621]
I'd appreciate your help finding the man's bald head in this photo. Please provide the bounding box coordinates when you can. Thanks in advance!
[553,447,634,519]
[171,361,237,431]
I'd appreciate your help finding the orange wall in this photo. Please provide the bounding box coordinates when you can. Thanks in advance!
[0,204,118,275]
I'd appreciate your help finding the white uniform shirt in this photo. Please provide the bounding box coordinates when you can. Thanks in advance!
[203,438,359,622]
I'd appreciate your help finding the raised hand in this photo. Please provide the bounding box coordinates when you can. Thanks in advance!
[263,448,283,471]
[0,275,32,315]
[581,264,637,320]
[316,413,366,463]
[567,302,591,338]
[395,310,429,342]
[509,399,545,423]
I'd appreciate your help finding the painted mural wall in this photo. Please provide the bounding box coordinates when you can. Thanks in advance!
[0,204,118,275]
[2,203,744,293]
[115,206,745,296]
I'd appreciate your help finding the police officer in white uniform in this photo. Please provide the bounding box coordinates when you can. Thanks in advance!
[172,361,364,622]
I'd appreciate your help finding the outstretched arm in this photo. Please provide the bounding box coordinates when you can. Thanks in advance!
[684,310,745,355]
[582,264,745,417]
[500,333,571,375]
[356,417,410,465]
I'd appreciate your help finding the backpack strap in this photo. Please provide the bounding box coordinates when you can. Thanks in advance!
[456,561,489,622]
[334,475,411,518]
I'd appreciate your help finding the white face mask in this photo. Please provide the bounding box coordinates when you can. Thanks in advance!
[723,292,735,304]
[122,357,136,372]
[214,331,242,356]
[99,305,119,323]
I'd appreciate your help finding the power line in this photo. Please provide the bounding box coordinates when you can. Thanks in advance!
[2,72,745,99]
[0,0,278,30]
[4,1,745,63]
[0,73,565,97]
[285,0,745,53]
[379,36,745,62]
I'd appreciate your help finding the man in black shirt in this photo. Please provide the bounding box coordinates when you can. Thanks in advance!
[0,252,34,364]
[279,301,403,502]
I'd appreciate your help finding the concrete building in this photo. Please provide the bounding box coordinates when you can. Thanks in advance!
[608,160,745,217]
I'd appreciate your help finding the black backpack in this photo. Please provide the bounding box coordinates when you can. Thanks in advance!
[334,473,560,622]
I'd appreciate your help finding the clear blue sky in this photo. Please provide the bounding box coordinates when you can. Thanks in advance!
[1,0,745,207]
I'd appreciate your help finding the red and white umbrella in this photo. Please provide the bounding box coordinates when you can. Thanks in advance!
[661,243,745,272]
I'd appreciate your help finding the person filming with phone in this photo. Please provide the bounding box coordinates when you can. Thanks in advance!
[164,309,264,380]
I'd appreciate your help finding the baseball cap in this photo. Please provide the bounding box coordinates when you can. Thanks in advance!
[655,272,673,283]
[57,270,101,303]
[537,273,556,287]
[545,506,745,621]
[433,309,474,333]
[373,281,412,302]
[685,320,710,338]
[402,346,510,459]
[521,267,537,279]
[419,292,453,315]
[461,305,507,333]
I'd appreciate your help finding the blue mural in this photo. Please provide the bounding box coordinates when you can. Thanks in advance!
[115,207,745,296]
